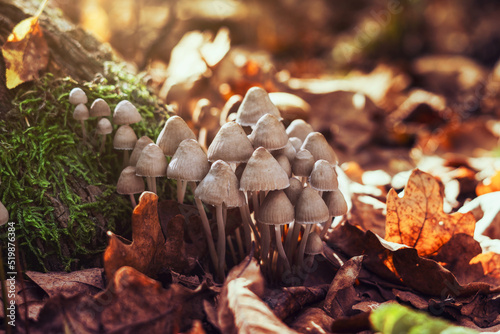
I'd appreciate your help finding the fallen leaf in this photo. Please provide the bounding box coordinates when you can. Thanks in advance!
[349,194,387,238]
[2,1,49,89]
[217,256,298,334]
[470,252,500,282]
[290,308,334,334]
[385,169,476,257]
[26,268,104,298]
[323,255,364,318]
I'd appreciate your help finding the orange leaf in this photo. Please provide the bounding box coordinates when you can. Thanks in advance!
[470,252,500,279]
[385,169,476,257]
[476,170,500,196]
[2,8,49,89]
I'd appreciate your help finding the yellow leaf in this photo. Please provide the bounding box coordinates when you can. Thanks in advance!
[2,1,49,89]
[385,169,476,257]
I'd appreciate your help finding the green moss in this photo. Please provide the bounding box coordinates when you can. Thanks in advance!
[0,63,174,271]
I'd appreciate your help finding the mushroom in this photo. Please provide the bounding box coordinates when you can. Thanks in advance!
[220,94,242,125]
[156,115,197,157]
[235,87,282,127]
[273,139,297,163]
[0,201,9,226]
[321,189,348,238]
[69,87,88,105]
[309,159,339,194]
[73,104,89,143]
[248,114,288,151]
[276,154,292,178]
[301,132,338,165]
[167,139,218,272]
[113,100,142,125]
[289,137,303,152]
[117,166,145,207]
[283,177,303,259]
[207,121,254,169]
[129,136,154,167]
[96,118,112,153]
[295,187,329,267]
[90,98,111,119]
[304,231,323,272]
[192,98,220,150]
[292,149,315,185]
[286,119,314,142]
[113,125,138,166]
[135,143,168,194]
[258,190,294,272]
[195,160,245,280]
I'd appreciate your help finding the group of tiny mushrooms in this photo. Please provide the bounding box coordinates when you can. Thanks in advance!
[70,86,347,283]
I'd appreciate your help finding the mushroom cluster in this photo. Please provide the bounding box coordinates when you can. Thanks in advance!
[108,86,347,282]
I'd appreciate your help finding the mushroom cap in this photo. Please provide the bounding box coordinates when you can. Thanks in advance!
[309,159,339,191]
[284,177,303,206]
[113,100,142,125]
[289,137,303,152]
[117,166,145,195]
[69,87,88,105]
[235,87,282,127]
[301,132,338,165]
[195,160,245,207]
[248,114,288,151]
[286,119,313,142]
[295,187,329,224]
[257,190,294,225]
[156,116,197,156]
[276,154,292,178]
[273,139,296,163]
[113,125,137,150]
[167,139,210,181]
[129,136,154,166]
[135,143,168,177]
[90,98,111,117]
[323,189,348,216]
[73,104,89,121]
[96,118,113,135]
[240,147,290,192]
[0,201,9,226]
[207,121,254,163]
[292,149,315,177]
[305,232,323,255]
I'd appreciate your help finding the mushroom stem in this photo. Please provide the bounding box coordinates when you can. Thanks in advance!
[260,222,270,268]
[194,197,219,277]
[129,194,137,208]
[297,224,312,268]
[216,204,226,281]
[275,225,290,272]
[252,191,260,217]
[284,222,295,260]
[123,150,130,168]
[177,179,184,203]
[146,177,153,191]
[80,120,87,143]
[287,222,302,263]
[239,205,253,251]
[151,176,157,194]
[227,236,238,265]
[235,228,245,259]
[320,215,333,239]
[100,134,106,153]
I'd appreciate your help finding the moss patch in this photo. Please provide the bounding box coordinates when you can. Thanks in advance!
[0,63,174,271]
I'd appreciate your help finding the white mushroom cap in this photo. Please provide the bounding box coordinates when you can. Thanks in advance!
[69,87,88,105]
[73,104,89,121]
[90,98,111,117]
[135,143,168,177]
[113,125,137,150]
[96,118,113,135]
[235,87,282,127]
[113,100,142,125]
[117,166,145,195]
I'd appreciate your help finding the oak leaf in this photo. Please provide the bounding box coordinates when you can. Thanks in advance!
[385,169,475,257]
[2,4,49,89]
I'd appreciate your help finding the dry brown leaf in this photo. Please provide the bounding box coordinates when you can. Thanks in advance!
[470,252,500,281]
[385,169,476,257]
[2,1,49,89]
[217,257,298,334]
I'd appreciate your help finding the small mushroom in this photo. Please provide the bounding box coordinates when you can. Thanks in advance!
[113,100,142,125]
[248,114,288,151]
[69,87,88,105]
[286,119,313,142]
[73,103,90,143]
[235,87,282,127]
[321,189,348,238]
[135,143,167,194]
[117,166,145,207]
[96,118,112,153]
[156,116,197,157]
[207,121,254,168]
[90,98,111,119]
[301,132,338,165]
[292,149,315,184]
[295,187,329,267]
[304,231,323,272]
[113,125,138,166]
